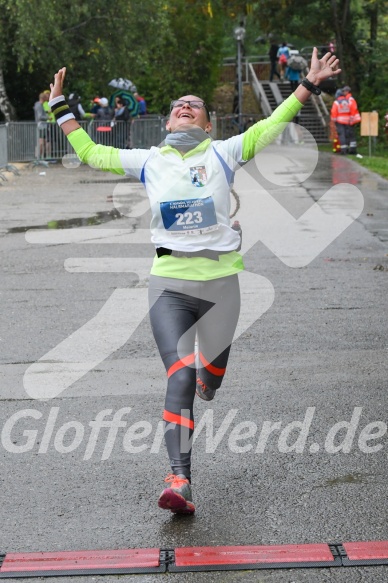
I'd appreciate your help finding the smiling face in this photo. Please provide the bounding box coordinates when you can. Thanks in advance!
[166,94,212,133]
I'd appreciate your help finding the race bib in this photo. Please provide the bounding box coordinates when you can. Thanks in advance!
[160,196,218,235]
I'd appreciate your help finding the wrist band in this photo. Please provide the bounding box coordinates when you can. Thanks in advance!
[48,95,76,126]
[301,78,321,95]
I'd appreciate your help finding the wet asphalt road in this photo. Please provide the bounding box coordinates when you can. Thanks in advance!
[0,148,387,582]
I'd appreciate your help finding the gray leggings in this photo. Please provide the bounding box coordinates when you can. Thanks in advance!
[148,274,240,479]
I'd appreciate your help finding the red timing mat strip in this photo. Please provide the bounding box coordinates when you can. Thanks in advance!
[0,541,387,577]
[0,549,160,572]
[174,543,336,567]
[343,541,388,561]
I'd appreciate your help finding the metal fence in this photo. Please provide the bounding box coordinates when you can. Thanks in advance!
[5,118,170,162]
[131,116,168,148]
[5,112,325,164]
[6,121,90,162]
[0,124,7,167]
[215,114,264,139]
[220,57,272,84]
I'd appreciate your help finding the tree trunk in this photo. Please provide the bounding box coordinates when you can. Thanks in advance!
[0,62,17,121]
[330,0,346,80]
[366,0,379,82]
[369,0,378,46]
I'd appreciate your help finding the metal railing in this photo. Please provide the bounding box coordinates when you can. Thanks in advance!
[0,124,7,167]
[131,116,168,148]
[6,121,90,162]
[216,114,264,140]
[5,118,172,163]
[248,63,272,117]
[220,58,271,84]
[4,109,329,164]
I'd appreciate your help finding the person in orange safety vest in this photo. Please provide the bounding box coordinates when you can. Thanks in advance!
[330,89,351,154]
[342,85,361,155]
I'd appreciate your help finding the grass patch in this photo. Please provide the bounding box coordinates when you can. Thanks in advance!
[353,155,388,180]
[318,144,334,153]
[318,143,388,180]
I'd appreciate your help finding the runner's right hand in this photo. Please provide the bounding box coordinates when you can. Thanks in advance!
[50,67,66,101]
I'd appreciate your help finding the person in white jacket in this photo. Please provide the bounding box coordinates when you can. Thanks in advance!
[48,47,340,515]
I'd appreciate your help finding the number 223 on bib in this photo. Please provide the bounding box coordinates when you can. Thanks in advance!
[160,196,218,235]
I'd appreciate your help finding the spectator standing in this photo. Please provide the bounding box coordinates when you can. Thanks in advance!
[68,93,87,121]
[88,97,101,118]
[268,41,280,82]
[112,96,130,148]
[133,90,147,116]
[342,85,361,155]
[94,97,114,121]
[277,42,290,80]
[33,92,49,159]
[285,66,301,92]
[42,91,55,158]
[42,90,55,123]
[330,89,351,154]
[94,97,114,145]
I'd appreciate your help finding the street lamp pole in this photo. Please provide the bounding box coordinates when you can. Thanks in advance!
[234,25,246,133]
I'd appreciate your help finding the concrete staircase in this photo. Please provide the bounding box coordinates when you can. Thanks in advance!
[256,78,330,144]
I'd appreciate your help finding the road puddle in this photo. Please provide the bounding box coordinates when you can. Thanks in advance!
[7,209,123,234]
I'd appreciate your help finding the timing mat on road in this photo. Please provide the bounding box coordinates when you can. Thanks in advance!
[0,541,387,577]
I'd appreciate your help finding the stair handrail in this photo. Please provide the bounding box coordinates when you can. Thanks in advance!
[248,63,272,117]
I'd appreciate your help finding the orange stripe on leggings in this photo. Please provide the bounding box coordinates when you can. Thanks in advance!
[199,352,226,376]
[163,410,194,430]
[167,353,195,378]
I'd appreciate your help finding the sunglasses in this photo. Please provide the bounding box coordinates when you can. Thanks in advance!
[170,99,207,112]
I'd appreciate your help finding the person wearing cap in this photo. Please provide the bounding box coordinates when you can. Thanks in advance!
[93,97,114,145]
[330,88,351,154]
[94,97,113,120]
[49,47,340,516]
[88,97,101,118]
[342,85,361,155]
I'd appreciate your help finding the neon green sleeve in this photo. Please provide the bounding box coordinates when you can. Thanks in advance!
[242,94,303,160]
[67,128,125,175]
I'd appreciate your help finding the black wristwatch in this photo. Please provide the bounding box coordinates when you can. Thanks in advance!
[301,78,321,95]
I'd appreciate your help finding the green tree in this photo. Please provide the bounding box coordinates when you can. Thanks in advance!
[2,0,385,122]
[0,0,226,119]
[141,0,224,113]
[245,0,388,113]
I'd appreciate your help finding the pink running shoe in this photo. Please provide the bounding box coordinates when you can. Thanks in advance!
[158,474,195,514]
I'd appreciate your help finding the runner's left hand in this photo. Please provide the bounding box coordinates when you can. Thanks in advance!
[308,47,341,85]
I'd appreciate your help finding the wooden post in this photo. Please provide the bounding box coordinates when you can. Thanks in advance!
[360,112,379,157]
